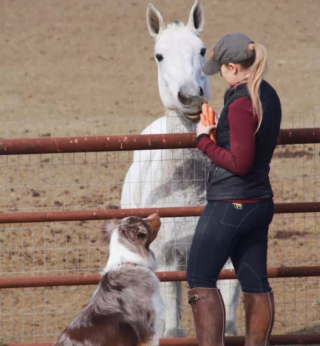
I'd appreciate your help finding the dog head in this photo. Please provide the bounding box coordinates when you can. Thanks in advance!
[102,213,161,270]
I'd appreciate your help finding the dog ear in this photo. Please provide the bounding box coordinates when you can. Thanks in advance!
[144,213,160,245]
[101,219,118,243]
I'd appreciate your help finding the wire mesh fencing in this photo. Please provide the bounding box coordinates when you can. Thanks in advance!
[0,112,320,343]
[265,111,320,338]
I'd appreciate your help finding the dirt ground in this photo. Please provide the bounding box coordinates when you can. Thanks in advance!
[0,0,319,123]
[0,0,320,344]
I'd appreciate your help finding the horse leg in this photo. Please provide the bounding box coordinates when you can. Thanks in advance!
[156,258,187,339]
[217,258,240,336]
[159,280,186,337]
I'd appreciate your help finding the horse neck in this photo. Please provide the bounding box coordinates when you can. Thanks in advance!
[165,109,196,133]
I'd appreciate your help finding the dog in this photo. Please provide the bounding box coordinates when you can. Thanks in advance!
[53,213,165,346]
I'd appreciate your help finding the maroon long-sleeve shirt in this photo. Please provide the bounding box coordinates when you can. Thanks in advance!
[198,97,259,203]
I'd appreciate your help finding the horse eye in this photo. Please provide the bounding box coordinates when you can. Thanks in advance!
[200,48,206,56]
[155,54,163,62]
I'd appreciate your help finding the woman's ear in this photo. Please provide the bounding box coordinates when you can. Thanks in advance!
[228,63,238,74]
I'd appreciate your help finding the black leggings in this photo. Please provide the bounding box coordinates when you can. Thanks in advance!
[187,200,274,293]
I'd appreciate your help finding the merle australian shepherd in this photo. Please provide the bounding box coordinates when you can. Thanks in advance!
[53,213,165,346]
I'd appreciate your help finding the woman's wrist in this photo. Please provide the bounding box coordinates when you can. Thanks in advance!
[196,133,209,145]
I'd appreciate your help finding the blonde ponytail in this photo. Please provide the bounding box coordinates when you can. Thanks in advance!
[242,43,268,133]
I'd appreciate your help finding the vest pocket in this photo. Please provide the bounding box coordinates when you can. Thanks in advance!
[208,164,234,187]
[207,164,218,186]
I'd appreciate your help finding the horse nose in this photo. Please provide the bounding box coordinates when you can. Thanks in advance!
[199,86,204,97]
[178,91,193,106]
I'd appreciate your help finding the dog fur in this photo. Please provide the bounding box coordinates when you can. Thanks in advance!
[53,214,165,346]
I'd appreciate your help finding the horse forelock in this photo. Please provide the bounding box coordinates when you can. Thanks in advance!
[166,21,185,30]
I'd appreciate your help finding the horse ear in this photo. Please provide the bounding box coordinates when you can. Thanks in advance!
[187,0,205,34]
[147,3,165,38]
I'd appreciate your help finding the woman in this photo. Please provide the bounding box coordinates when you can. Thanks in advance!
[186,33,281,346]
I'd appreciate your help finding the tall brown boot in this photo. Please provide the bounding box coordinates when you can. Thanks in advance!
[188,288,225,346]
[243,290,275,346]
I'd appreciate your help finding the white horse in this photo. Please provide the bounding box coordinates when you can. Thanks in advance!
[121,0,240,337]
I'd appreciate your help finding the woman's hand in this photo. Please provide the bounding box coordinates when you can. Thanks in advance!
[196,121,216,137]
[198,104,218,141]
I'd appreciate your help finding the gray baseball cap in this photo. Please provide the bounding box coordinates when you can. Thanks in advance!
[202,33,255,75]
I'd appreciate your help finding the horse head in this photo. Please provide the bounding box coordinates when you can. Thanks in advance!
[147,0,210,123]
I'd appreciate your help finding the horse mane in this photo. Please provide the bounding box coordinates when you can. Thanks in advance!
[166,21,185,30]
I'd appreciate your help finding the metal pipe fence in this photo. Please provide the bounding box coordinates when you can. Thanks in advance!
[0,266,320,289]
[5,334,320,346]
[0,127,318,156]
[0,202,318,224]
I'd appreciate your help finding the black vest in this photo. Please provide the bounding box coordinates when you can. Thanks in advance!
[206,80,282,200]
